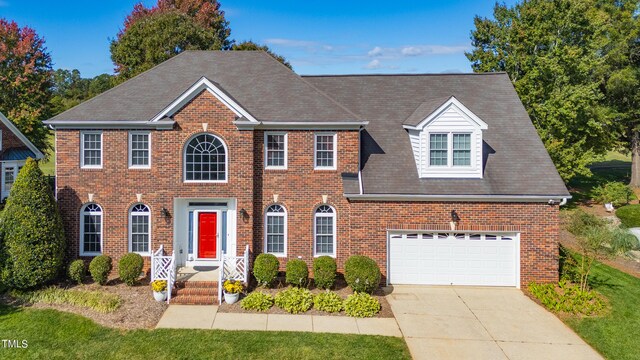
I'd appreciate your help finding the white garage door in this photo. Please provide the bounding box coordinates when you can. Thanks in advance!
[388,232,519,287]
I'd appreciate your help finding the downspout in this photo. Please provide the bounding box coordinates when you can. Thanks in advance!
[358,127,364,195]
[559,198,568,206]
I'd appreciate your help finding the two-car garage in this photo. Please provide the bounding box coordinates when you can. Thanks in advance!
[388,231,520,287]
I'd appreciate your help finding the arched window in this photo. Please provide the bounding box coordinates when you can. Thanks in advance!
[80,203,103,256]
[265,204,286,256]
[129,204,151,255]
[314,205,336,257]
[184,133,227,182]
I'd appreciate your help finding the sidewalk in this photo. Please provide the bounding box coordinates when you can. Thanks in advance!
[156,305,402,337]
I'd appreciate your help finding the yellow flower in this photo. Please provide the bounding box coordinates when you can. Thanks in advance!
[151,280,167,292]
[223,279,244,294]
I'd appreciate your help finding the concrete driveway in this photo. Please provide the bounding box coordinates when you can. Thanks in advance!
[386,286,603,360]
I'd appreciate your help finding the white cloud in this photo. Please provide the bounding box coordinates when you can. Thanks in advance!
[364,59,382,69]
[367,46,383,56]
[400,46,423,56]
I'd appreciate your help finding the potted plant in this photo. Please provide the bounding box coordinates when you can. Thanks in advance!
[223,279,244,304]
[151,280,168,302]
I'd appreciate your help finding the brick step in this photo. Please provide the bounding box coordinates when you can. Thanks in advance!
[174,287,217,296]
[170,294,218,305]
[175,281,218,288]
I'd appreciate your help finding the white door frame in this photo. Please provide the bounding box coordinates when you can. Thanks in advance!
[192,210,222,262]
[386,230,521,288]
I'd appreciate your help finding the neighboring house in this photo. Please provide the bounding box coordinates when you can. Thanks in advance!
[44,51,569,290]
[0,112,45,199]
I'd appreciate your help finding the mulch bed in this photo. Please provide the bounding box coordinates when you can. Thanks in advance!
[218,277,394,318]
[2,277,167,330]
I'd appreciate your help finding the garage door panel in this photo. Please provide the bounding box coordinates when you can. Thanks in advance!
[389,232,518,287]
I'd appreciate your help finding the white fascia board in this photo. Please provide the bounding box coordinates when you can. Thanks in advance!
[43,120,175,130]
[150,77,258,123]
[344,193,571,203]
[405,96,488,131]
[0,111,44,159]
[234,120,368,130]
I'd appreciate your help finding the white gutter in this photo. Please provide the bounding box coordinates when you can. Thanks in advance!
[234,120,368,130]
[344,193,573,203]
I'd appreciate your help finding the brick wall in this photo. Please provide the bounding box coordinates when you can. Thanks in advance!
[0,121,27,151]
[55,89,560,287]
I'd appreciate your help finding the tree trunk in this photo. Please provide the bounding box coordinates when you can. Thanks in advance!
[630,130,640,188]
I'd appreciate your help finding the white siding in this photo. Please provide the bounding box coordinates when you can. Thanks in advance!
[408,130,422,176]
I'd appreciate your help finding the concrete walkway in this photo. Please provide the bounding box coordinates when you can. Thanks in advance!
[387,286,603,360]
[156,305,402,337]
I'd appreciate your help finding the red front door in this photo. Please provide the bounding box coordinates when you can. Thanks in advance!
[198,212,217,259]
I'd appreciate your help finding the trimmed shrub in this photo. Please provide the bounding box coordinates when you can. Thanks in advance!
[285,259,308,287]
[0,158,66,289]
[592,181,633,207]
[275,287,313,314]
[68,260,86,285]
[89,255,112,285]
[313,291,343,313]
[253,254,279,287]
[344,292,381,318]
[313,256,337,289]
[118,253,143,286]
[344,255,381,294]
[240,292,274,312]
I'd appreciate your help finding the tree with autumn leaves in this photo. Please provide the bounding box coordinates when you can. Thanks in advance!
[0,19,52,153]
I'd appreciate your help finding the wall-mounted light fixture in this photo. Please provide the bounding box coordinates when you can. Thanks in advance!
[450,210,460,230]
[161,207,171,219]
[240,208,250,222]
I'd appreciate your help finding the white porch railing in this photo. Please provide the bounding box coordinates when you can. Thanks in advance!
[151,245,176,304]
[218,244,250,305]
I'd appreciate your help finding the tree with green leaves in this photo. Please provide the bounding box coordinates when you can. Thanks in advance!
[0,158,66,289]
[50,69,114,116]
[111,0,231,80]
[0,18,52,154]
[232,40,292,69]
[466,0,620,181]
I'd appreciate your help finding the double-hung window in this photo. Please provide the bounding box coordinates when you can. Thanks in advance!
[81,131,102,168]
[129,131,151,168]
[80,203,103,255]
[264,132,287,169]
[314,133,337,170]
[264,204,286,256]
[129,204,151,255]
[314,205,336,257]
[429,132,471,167]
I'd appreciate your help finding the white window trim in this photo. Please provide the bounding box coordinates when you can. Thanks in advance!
[80,131,103,169]
[313,132,338,170]
[263,205,287,257]
[80,203,103,256]
[313,205,337,258]
[128,131,151,169]
[128,204,151,256]
[264,132,288,170]
[183,133,229,184]
[427,132,473,168]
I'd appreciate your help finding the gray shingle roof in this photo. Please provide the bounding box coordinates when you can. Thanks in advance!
[304,73,569,197]
[50,51,360,122]
[403,95,453,127]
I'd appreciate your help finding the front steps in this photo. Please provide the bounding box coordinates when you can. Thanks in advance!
[171,280,218,305]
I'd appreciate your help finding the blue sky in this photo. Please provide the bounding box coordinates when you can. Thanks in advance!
[0,0,517,77]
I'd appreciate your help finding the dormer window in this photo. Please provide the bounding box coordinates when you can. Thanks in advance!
[404,96,487,179]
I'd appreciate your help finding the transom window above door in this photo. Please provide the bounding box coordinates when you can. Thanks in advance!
[184,133,227,182]
[264,132,287,169]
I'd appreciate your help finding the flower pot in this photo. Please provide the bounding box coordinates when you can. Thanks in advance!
[153,291,167,302]
[224,292,239,304]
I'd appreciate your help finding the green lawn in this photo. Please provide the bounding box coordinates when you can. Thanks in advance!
[567,152,632,207]
[38,133,55,176]
[615,204,640,227]
[563,258,640,360]
[0,304,410,360]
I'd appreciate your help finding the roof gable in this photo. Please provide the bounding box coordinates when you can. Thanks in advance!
[151,77,258,123]
[0,112,44,159]
[403,96,488,131]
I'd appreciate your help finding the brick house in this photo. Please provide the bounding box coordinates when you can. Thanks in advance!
[0,111,44,199]
[44,51,569,290]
